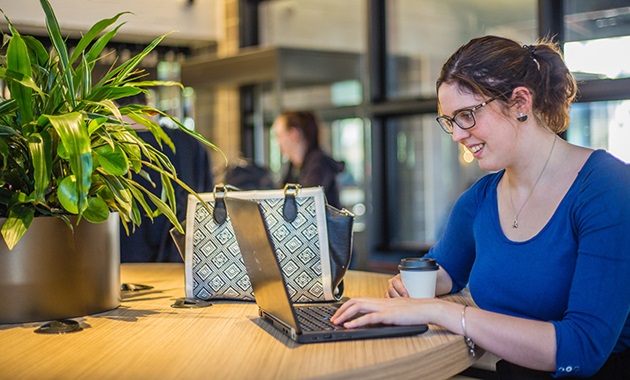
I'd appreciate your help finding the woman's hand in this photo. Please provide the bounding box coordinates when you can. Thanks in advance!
[389,267,453,297]
[387,273,409,298]
[330,297,438,328]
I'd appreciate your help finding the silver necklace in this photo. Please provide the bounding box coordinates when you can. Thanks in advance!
[508,136,557,228]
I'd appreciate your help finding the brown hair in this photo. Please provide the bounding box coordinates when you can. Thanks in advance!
[436,35,578,133]
[280,111,320,151]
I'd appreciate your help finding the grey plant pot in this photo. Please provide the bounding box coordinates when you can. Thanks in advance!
[0,213,120,324]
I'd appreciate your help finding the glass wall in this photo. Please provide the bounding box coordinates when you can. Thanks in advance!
[251,0,628,264]
[564,1,630,81]
[256,0,368,210]
[382,0,537,251]
[386,0,538,99]
[568,100,630,163]
[563,0,630,164]
[386,115,485,247]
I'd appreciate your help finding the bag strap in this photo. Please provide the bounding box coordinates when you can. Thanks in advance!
[282,184,300,222]
[213,184,228,225]
[214,183,301,224]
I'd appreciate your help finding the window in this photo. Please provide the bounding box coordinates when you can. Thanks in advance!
[564,0,630,163]
[378,0,537,253]
[568,100,630,163]
[564,1,630,81]
[386,0,538,99]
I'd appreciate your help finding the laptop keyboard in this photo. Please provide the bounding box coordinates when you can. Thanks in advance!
[295,305,341,332]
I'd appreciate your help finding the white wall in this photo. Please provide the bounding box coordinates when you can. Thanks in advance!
[259,0,366,53]
[0,0,222,45]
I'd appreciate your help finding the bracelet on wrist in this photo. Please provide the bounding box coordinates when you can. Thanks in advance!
[461,305,476,357]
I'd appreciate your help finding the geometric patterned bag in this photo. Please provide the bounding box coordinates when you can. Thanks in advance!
[180,184,353,303]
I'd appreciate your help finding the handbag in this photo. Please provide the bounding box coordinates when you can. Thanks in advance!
[172,184,353,303]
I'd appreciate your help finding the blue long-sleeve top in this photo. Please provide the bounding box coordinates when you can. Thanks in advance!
[426,150,630,377]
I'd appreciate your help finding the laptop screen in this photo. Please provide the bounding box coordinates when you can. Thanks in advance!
[224,197,299,329]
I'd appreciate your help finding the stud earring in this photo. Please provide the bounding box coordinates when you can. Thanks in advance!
[517,113,528,122]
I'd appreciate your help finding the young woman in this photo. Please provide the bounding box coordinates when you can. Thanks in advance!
[331,36,630,379]
[273,111,344,208]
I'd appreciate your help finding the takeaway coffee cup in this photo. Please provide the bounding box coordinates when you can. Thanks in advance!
[398,258,439,298]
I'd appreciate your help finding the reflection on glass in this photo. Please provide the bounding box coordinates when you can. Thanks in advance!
[565,37,630,80]
[386,0,537,99]
[330,118,367,232]
[332,118,365,188]
[331,80,363,107]
[389,115,485,246]
[568,100,630,163]
[564,1,630,80]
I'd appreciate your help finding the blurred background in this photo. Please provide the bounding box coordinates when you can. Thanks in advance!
[2,0,629,271]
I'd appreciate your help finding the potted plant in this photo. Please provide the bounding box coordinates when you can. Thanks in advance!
[0,0,219,323]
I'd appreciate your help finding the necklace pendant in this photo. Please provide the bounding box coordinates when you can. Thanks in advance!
[512,219,518,228]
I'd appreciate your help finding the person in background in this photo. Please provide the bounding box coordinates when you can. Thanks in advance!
[272,110,344,208]
[331,35,630,379]
[117,92,214,262]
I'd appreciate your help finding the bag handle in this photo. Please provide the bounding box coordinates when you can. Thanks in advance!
[282,184,300,223]
[213,184,228,225]
[171,183,307,260]
[214,183,301,224]
[211,184,243,225]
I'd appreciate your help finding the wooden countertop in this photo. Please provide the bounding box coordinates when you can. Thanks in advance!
[0,263,481,380]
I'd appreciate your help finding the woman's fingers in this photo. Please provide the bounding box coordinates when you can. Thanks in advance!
[331,297,428,328]
[387,274,408,298]
[330,298,367,324]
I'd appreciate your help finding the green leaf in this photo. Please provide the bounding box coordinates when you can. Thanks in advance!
[101,34,167,86]
[0,124,22,138]
[57,175,79,214]
[83,197,110,223]
[44,112,92,214]
[1,206,35,250]
[84,24,124,64]
[94,143,128,176]
[0,68,45,100]
[0,138,9,169]
[76,53,91,100]
[56,139,69,159]
[128,81,184,90]
[27,132,52,201]
[87,117,108,136]
[22,35,50,66]
[87,85,142,104]
[125,180,154,221]
[0,1,221,250]
[131,179,182,232]
[0,98,19,116]
[155,108,225,160]
[82,99,122,121]
[6,32,34,123]
[127,112,175,151]
[69,12,130,65]
[140,158,210,220]
[39,0,75,107]
[97,172,133,214]
[161,172,176,209]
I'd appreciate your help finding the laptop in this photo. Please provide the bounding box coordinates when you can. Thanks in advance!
[225,197,428,343]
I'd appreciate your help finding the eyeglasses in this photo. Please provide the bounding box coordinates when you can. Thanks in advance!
[436,94,503,134]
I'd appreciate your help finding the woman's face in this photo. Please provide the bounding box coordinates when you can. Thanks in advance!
[437,83,518,172]
[272,116,300,161]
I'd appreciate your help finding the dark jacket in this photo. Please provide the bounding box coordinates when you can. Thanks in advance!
[281,148,344,208]
[120,128,214,262]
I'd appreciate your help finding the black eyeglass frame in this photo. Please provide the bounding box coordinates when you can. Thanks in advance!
[436,93,505,134]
